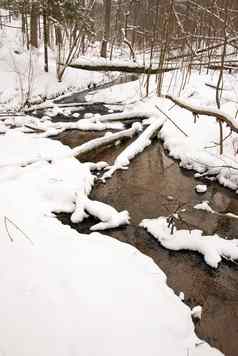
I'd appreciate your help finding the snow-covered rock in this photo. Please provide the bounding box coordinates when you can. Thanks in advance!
[195,184,207,193]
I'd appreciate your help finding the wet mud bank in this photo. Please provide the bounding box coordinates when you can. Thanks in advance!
[57,131,238,356]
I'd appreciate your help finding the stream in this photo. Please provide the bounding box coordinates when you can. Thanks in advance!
[38,77,238,356]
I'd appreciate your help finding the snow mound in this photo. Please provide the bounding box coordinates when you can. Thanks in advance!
[195,184,207,193]
[140,216,238,268]
[0,227,222,356]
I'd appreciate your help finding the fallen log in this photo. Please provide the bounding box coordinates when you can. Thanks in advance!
[101,120,163,181]
[72,123,142,157]
[67,61,179,75]
[24,101,123,113]
[165,95,238,134]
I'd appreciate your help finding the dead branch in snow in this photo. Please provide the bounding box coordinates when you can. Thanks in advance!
[24,124,46,133]
[165,95,238,135]
[155,105,188,137]
[4,216,33,245]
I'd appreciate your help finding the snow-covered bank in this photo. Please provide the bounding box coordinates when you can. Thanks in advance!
[0,131,223,356]
[140,216,238,268]
[0,132,130,231]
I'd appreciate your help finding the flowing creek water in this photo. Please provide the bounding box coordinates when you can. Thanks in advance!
[42,78,238,356]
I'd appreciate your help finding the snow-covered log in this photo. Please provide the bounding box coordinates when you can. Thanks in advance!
[140,216,238,268]
[101,119,164,181]
[24,102,90,113]
[67,57,179,74]
[92,111,152,123]
[71,195,130,230]
[166,95,238,134]
[71,122,142,157]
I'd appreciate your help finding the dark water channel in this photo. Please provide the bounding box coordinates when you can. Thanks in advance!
[49,79,238,356]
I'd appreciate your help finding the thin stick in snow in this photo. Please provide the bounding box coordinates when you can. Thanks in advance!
[155,105,188,137]
[4,216,34,245]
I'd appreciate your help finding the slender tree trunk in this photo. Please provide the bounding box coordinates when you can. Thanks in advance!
[101,0,111,58]
[30,1,39,48]
[43,0,49,72]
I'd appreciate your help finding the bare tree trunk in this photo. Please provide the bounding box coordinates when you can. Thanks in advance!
[30,0,39,48]
[101,0,111,58]
[216,0,230,155]
[43,0,49,72]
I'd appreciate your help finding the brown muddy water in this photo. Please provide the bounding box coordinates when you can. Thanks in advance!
[55,128,238,356]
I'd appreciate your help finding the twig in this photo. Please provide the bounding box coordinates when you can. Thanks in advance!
[155,105,188,137]
[4,216,14,242]
[4,216,34,245]
[24,124,46,133]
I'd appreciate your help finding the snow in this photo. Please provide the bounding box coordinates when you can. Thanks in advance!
[191,306,203,320]
[0,232,222,356]
[1,13,235,356]
[140,216,238,268]
[195,184,208,193]
[0,132,129,232]
[0,131,223,356]
[0,20,115,110]
[73,55,176,71]
[179,292,185,301]
[194,201,215,214]
[101,119,163,181]
[71,195,130,231]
